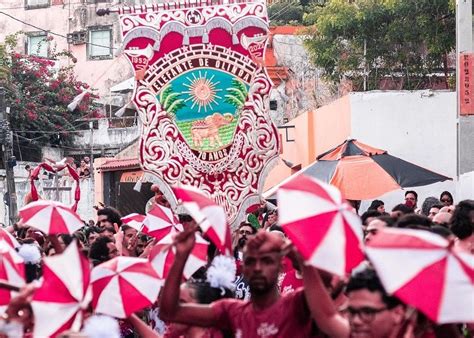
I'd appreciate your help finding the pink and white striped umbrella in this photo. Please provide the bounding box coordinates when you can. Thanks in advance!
[142,204,182,241]
[19,200,84,235]
[0,241,25,314]
[121,213,146,232]
[173,185,232,255]
[366,228,474,324]
[277,174,364,276]
[32,240,91,337]
[149,230,208,280]
[0,228,20,249]
[91,256,162,319]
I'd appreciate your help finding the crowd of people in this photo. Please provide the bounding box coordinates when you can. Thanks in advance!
[0,185,472,338]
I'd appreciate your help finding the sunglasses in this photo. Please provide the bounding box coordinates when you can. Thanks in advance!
[441,198,451,203]
[345,306,388,323]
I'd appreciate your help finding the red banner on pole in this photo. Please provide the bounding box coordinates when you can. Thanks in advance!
[460,53,474,116]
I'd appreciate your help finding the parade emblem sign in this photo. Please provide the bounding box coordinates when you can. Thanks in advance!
[119,0,280,226]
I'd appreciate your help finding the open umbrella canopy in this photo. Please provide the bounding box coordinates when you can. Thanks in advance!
[31,241,91,337]
[149,230,209,280]
[121,213,146,232]
[277,175,364,276]
[19,200,84,235]
[0,241,25,314]
[142,204,182,242]
[91,256,162,319]
[366,228,474,324]
[265,139,451,200]
[0,228,20,249]
[173,185,232,255]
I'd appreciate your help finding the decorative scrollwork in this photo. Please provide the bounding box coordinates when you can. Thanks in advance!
[120,0,279,228]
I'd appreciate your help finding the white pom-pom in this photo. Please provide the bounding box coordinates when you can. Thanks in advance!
[206,255,236,290]
[82,315,120,338]
[17,244,41,264]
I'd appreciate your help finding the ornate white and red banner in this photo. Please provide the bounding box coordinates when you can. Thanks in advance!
[118,0,279,227]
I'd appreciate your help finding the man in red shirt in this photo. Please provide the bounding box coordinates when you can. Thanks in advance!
[160,227,325,337]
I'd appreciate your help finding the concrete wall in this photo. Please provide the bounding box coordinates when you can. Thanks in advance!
[72,119,139,156]
[0,161,95,225]
[264,90,473,211]
[349,90,463,211]
[459,116,474,174]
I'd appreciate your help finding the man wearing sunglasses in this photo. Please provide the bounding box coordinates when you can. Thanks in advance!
[233,222,257,300]
[307,268,406,338]
[233,222,257,261]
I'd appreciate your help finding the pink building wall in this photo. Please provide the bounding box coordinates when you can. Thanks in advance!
[0,1,132,96]
[263,95,351,191]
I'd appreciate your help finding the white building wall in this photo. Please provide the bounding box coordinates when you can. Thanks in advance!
[348,90,470,211]
[73,119,140,151]
[1,162,96,225]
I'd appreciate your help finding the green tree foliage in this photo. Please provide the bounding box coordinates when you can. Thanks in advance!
[303,0,455,90]
[159,84,185,118]
[224,79,248,110]
[0,33,99,160]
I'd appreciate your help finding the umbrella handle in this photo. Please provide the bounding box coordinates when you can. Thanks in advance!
[0,280,20,292]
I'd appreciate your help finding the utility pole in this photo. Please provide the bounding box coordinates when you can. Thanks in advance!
[89,121,94,182]
[0,87,17,226]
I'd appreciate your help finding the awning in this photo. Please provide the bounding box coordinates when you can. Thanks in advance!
[97,158,140,171]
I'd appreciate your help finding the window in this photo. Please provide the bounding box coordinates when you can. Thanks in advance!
[88,28,113,60]
[27,33,49,58]
[25,0,49,9]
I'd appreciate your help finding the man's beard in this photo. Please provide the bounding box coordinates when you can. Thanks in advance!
[238,236,247,248]
[248,276,274,295]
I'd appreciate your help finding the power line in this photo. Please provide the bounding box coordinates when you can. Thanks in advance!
[269,1,295,19]
[0,1,83,10]
[12,127,90,135]
[13,132,99,151]
[0,10,118,51]
[269,1,300,21]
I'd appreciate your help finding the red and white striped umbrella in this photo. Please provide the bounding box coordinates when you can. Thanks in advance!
[91,256,162,319]
[149,230,208,280]
[0,228,20,249]
[173,185,232,255]
[142,204,182,241]
[19,200,84,235]
[121,213,146,232]
[277,174,364,276]
[366,228,474,324]
[0,241,25,314]
[32,240,91,337]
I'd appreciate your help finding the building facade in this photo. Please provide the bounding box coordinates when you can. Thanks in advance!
[0,0,136,97]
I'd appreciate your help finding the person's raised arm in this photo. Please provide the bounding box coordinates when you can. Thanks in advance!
[127,314,161,338]
[158,225,217,327]
[300,258,350,337]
